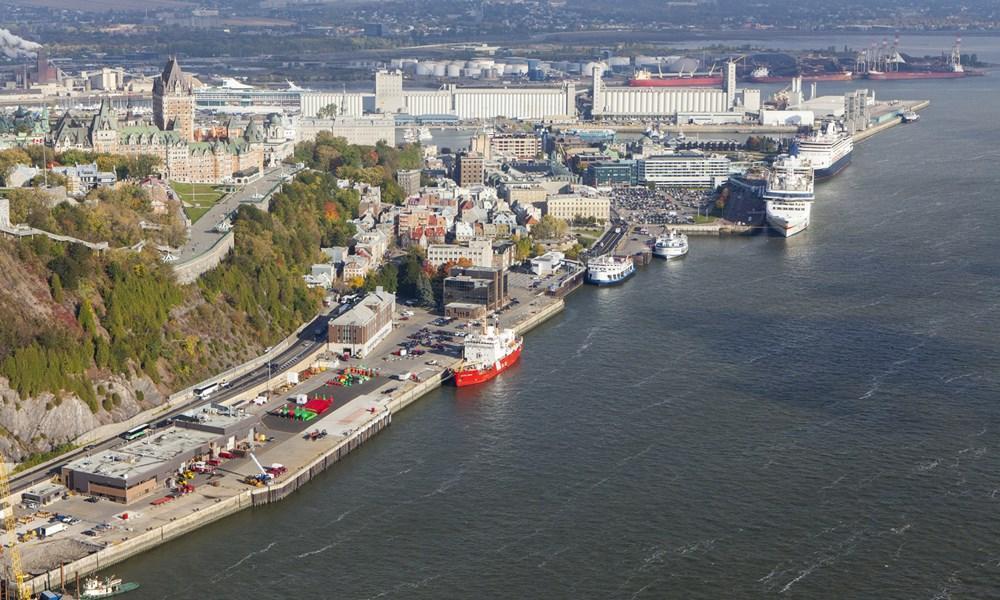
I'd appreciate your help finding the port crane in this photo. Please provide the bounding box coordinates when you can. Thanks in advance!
[0,457,28,600]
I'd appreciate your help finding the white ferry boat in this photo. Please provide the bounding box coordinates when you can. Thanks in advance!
[418,126,433,141]
[764,155,815,238]
[792,121,853,180]
[585,255,636,286]
[652,229,689,259]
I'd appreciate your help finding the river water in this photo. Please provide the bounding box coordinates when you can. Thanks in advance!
[116,39,1000,599]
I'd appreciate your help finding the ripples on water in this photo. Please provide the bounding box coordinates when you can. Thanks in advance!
[120,52,1000,600]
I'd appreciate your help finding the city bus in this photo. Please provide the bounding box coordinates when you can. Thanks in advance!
[194,382,220,400]
[121,424,150,441]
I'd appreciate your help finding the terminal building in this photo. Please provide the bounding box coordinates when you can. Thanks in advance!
[327,287,396,358]
[61,409,259,504]
[586,160,638,187]
[638,153,731,188]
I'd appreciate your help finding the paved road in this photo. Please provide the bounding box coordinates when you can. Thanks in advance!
[585,217,628,258]
[177,166,295,262]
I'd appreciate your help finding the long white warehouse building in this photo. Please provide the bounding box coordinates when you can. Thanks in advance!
[591,63,759,119]
[301,80,576,121]
[300,92,367,118]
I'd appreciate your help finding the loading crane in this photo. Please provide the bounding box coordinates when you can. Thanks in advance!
[244,453,274,487]
[0,458,28,600]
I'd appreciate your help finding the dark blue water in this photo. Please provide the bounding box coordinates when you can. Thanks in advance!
[117,40,1000,600]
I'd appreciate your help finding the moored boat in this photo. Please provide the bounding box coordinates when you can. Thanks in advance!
[629,69,722,88]
[763,155,815,238]
[452,325,523,387]
[81,576,139,599]
[792,121,853,181]
[585,255,636,286]
[652,229,689,259]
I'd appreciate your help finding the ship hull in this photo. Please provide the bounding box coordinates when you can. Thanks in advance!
[749,73,853,84]
[814,152,852,181]
[453,344,522,387]
[652,246,688,259]
[766,202,811,238]
[866,71,966,80]
[585,264,636,286]
[628,76,722,88]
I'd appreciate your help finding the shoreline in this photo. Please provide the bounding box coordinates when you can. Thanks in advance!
[14,94,927,595]
[20,298,566,596]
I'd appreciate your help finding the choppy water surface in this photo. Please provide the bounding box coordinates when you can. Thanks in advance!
[118,40,1000,599]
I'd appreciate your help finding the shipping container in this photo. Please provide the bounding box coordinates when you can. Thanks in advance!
[37,523,66,538]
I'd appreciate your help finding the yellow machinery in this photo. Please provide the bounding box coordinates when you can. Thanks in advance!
[0,458,28,599]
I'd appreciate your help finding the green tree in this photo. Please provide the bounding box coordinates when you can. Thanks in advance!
[0,148,32,185]
[514,236,533,261]
[531,215,568,240]
[317,103,339,118]
[50,273,63,303]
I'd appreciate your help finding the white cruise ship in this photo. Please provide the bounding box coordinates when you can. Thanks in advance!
[792,121,853,180]
[764,155,815,238]
[585,255,636,286]
[652,229,689,259]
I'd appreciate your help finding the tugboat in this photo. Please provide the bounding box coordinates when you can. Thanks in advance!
[452,325,523,387]
[81,576,139,599]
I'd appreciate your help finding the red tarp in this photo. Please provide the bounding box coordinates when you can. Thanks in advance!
[303,398,333,414]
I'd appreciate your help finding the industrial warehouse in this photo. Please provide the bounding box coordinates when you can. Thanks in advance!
[61,409,260,504]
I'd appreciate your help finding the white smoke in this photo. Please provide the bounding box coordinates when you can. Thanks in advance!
[0,28,41,59]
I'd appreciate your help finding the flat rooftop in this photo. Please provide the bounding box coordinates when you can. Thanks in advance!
[177,407,257,430]
[64,427,217,481]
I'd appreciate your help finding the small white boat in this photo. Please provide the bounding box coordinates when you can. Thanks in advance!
[81,575,140,599]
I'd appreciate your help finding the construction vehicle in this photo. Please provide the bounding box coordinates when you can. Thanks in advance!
[0,456,29,599]
[245,453,275,487]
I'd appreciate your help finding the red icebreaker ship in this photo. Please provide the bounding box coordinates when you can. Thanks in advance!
[452,325,523,387]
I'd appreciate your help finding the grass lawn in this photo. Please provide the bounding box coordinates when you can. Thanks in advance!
[171,182,227,223]
[693,214,720,224]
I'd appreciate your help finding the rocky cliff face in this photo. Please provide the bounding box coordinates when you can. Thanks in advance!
[0,374,164,461]
[0,241,267,462]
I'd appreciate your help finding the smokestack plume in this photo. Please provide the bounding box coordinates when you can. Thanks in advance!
[0,28,42,59]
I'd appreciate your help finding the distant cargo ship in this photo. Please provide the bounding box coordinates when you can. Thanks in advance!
[862,37,985,81]
[628,69,722,88]
[864,69,972,81]
[747,67,854,84]
[452,325,523,387]
[585,255,636,286]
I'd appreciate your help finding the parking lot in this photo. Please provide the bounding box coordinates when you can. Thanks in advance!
[611,187,714,225]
